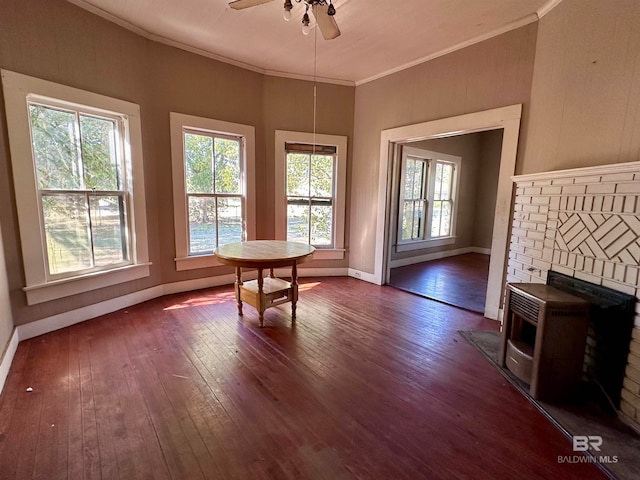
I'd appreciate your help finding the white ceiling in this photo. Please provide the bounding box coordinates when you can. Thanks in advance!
[66,0,556,85]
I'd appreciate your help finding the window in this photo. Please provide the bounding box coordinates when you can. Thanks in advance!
[431,161,456,238]
[170,113,255,271]
[2,70,150,305]
[184,131,243,253]
[400,156,428,241]
[29,102,131,276]
[275,131,347,260]
[397,147,460,250]
[285,144,336,247]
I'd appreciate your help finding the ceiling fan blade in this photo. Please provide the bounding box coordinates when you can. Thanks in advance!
[312,4,341,40]
[229,0,275,10]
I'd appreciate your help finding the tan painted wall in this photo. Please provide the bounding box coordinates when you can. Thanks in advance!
[0,0,354,325]
[263,76,355,269]
[473,130,503,248]
[519,0,640,174]
[144,41,265,285]
[0,222,14,360]
[0,0,159,325]
[350,25,537,273]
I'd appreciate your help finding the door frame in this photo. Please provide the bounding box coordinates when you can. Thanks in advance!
[373,104,522,320]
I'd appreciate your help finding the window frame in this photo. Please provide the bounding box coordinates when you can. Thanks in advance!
[396,146,461,252]
[285,144,337,248]
[29,100,133,279]
[2,69,150,305]
[398,155,429,241]
[170,112,255,271]
[183,129,244,255]
[275,130,347,260]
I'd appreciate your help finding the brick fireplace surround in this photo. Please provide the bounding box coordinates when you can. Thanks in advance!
[508,161,640,432]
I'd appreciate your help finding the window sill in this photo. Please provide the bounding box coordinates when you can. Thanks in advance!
[396,237,456,252]
[23,263,152,305]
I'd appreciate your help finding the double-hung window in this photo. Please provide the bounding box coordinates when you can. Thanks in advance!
[397,147,460,250]
[184,130,243,253]
[275,131,347,260]
[29,101,131,276]
[170,113,255,271]
[285,143,336,247]
[2,70,150,305]
[400,156,429,241]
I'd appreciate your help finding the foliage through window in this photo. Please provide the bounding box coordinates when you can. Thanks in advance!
[184,130,243,254]
[28,101,131,277]
[431,162,455,237]
[285,144,336,247]
[398,147,459,244]
[401,157,428,240]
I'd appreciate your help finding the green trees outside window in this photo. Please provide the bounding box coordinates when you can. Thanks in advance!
[184,131,243,253]
[401,158,428,241]
[29,103,129,276]
[398,147,458,245]
[286,151,334,247]
[431,162,454,238]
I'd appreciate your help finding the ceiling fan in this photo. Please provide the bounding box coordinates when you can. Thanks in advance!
[229,0,341,40]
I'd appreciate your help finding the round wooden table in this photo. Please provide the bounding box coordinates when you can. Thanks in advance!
[214,240,315,326]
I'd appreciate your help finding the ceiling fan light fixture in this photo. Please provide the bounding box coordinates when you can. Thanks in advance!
[302,11,311,35]
[231,0,339,39]
[283,0,293,21]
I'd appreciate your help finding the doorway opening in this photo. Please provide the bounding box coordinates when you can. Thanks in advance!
[387,131,502,313]
[373,105,522,319]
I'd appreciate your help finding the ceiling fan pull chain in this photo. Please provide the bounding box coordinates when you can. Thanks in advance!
[313,19,318,155]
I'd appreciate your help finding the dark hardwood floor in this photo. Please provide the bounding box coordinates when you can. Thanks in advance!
[0,277,605,479]
[389,253,490,313]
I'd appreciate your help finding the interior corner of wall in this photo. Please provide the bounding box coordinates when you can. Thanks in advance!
[0,327,19,396]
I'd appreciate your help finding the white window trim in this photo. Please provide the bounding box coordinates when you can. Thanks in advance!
[396,146,460,252]
[170,112,255,271]
[275,130,347,260]
[1,69,150,305]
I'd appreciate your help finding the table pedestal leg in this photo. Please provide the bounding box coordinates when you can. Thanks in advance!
[257,268,264,327]
[291,262,298,322]
[235,267,243,316]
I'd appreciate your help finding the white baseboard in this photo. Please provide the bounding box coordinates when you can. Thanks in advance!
[17,285,164,341]
[389,246,490,269]
[484,305,501,321]
[0,328,19,394]
[162,273,239,296]
[348,268,380,285]
[15,267,350,343]
[277,267,349,278]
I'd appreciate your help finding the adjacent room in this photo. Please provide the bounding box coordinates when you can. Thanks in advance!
[387,130,502,313]
[1,0,639,478]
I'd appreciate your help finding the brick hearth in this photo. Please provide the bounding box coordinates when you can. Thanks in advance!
[508,162,640,431]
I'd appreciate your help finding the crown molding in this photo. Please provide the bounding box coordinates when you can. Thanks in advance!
[537,0,563,19]
[66,0,562,88]
[66,0,353,86]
